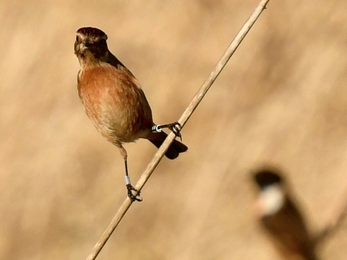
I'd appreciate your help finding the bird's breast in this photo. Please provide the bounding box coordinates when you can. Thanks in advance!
[77,64,153,143]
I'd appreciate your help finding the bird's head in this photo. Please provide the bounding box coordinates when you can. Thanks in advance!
[74,27,109,66]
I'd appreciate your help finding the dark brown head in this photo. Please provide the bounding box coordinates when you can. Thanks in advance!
[74,27,109,66]
[252,168,283,190]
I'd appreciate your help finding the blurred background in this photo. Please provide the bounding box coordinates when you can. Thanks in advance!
[1,0,347,259]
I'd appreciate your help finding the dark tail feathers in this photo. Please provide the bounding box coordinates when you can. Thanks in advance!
[148,131,188,159]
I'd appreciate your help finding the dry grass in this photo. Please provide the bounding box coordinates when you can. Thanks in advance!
[1,0,347,259]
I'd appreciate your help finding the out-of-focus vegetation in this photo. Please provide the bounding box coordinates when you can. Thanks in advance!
[1,0,347,259]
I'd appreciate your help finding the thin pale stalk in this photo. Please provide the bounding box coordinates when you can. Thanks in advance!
[86,1,270,259]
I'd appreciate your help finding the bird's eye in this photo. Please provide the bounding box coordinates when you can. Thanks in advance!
[75,35,80,43]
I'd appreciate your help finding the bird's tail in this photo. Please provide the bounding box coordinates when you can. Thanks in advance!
[147,131,188,159]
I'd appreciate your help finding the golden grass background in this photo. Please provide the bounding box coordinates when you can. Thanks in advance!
[1,0,347,259]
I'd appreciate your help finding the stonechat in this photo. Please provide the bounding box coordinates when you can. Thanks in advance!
[252,168,318,260]
[74,27,188,201]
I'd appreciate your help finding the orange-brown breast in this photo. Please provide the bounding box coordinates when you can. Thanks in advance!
[77,63,153,144]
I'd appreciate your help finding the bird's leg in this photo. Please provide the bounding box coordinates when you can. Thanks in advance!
[152,122,182,140]
[119,146,142,202]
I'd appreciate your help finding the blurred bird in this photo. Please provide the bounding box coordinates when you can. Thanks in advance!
[252,168,318,260]
[74,27,188,201]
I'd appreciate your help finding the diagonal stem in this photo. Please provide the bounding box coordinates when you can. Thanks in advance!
[86,1,271,259]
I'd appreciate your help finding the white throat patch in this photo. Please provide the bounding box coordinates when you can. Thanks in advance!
[259,184,285,216]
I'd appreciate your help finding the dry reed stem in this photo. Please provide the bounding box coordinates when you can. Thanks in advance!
[86,0,271,259]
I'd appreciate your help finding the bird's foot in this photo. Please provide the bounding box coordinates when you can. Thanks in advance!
[124,175,142,202]
[152,122,182,140]
[126,184,142,202]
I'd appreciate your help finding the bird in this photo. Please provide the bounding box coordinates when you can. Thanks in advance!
[74,27,188,201]
[251,167,318,260]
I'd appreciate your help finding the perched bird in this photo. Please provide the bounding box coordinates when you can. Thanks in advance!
[74,27,188,201]
[252,168,318,260]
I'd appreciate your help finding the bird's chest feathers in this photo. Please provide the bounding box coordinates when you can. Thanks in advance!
[77,65,152,141]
